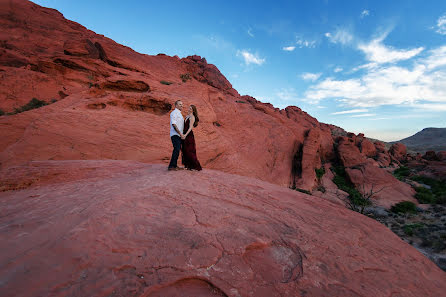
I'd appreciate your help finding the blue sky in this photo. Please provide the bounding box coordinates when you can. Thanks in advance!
[32,0,446,141]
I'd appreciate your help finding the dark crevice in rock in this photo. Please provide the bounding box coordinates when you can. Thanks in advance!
[121,98,171,115]
[101,80,150,92]
[53,58,89,72]
[290,141,303,189]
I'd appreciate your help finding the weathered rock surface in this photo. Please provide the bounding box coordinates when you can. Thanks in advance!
[0,160,445,297]
[0,0,436,209]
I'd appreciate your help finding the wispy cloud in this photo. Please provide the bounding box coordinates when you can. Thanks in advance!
[331,109,368,115]
[350,113,376,117]
[283,46,296,51]
[334,67,343,73]
[325,28,353,45]
[237,50,265,65]
[304,44,446,109]
[296,38,316,48]
[301,72,322,81]
[436,13,446,35]
[358,33,424,64]
[247,28,254,38]
[360,10,370,18]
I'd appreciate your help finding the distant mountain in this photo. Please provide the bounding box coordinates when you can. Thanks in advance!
[396,128,446,153]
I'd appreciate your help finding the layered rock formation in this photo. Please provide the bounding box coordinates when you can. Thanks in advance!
[0,0,423,208]
[1,161,445,297]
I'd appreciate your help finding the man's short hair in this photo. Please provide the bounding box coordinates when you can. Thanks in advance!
[175,100,182,107]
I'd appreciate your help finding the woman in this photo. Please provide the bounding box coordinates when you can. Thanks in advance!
[181,105,202,171]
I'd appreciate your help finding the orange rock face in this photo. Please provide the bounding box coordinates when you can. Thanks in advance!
[0,0,424,208]
[1,160,445,297]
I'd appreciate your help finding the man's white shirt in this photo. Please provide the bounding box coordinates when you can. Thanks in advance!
[170,108,184,137]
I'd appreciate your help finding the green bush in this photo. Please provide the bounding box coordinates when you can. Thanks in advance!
[403,223,424,236]
[331,165,371,213]
[390,201,417,214]
[13,98,48,114]
[160,80,172,85]
[180,73,191,82]
[0,109,4,116]
[393,166,410,180]
[315,167,325,180]
[294,188,311,195]
[414,187,435,204]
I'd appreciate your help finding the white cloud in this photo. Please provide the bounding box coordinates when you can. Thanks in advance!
[423,46,446,69]
[334,67,343,73]
[237,50,265,65]
[358,35,424,64]
[411,103,446,111]
[325,29,353,45]
[360,10,370,18]
[296,39,316,48]
[331,109,369,115]
[350,113,376,117]
[436,13,446,35]
[304,44,446,109]
[301,72,322,81]
[283,46,296,51]
[247,28,254,38]
[351,62,378,73]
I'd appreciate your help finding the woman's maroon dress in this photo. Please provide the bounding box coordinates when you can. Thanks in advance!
[182,117,202,170]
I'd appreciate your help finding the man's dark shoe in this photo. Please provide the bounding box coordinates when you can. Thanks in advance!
[168,167,178,171]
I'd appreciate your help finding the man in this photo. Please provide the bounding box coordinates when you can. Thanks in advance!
[168,100,185,170]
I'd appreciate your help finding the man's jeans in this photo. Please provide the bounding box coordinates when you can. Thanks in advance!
[168,135,182,168]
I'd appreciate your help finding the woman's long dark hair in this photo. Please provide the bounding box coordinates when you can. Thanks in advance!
[191,105,199,127]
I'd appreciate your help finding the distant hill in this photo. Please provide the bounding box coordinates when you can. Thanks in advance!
[396,128,446,153]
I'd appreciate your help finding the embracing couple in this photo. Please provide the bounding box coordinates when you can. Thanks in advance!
[168,100,202,171]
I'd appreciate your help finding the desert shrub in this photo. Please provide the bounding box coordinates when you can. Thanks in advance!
[235,100,247,104]
[403,223,424,236]
[411,175,446,193]
[294,188,311,195]
[393,166,410,180]
[411,174,446,204]
[160,80,172,85]
[436,195,446,205]
[14,98,48,114]
[390,201,417,214]
[317,185,326,193]
[315,167,325,180]
[415,187,435,204]
[331,165,372,213]
[0,109,4,116]
[179,73,191,82]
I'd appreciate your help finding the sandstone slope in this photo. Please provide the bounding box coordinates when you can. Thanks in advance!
[0,160,445,297]
[0,0,419,208]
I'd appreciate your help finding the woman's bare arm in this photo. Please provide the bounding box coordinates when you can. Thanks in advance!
[184,116,195,137]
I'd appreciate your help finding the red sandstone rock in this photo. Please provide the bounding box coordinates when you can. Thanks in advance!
[376,152,391,167]
[1,160,445,297]
[294,129,322,191]
[337,136,367,167]
[0,0,424,209]
[345,160,417,208]
[336,138,416,207]
[437,151,446,161]
[359,138,377,157]
[389,143,407,161]
[423,151,439,161]
[374,141,387,153]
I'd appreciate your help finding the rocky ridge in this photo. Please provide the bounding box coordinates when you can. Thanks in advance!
[0,0,433,209]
